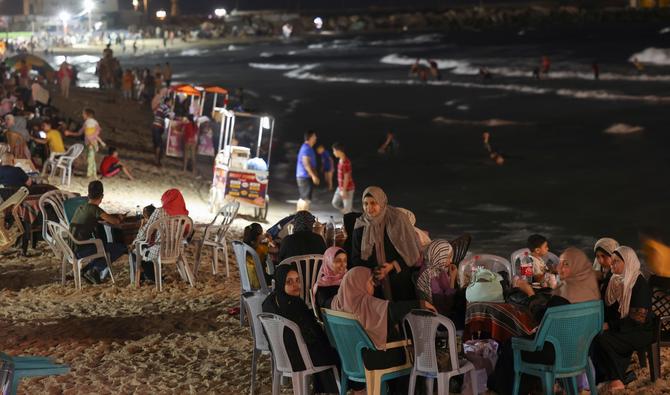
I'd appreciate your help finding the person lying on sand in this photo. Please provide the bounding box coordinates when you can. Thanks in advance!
[100,147,134,180]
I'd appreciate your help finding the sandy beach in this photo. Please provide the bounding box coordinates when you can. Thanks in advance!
[3,29,670,393]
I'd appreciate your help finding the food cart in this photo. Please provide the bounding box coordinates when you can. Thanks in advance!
[209,108,275,219]
[196,86,229,118]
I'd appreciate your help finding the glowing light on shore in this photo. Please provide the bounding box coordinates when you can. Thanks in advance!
[58,10,70,23]
[313,17,323,29]
[214,8,227,18]
[156,9,167,20]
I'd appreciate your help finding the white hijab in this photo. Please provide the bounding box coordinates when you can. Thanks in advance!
[605,246,641,318]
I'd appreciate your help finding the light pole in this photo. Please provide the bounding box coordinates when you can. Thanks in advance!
[58,11,70,36]
[83,0,94,32]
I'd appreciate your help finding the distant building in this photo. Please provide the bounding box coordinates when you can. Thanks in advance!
[22,0,119,16]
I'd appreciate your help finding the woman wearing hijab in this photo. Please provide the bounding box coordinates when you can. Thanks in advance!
[278,210,326,262]
[133,189,189,282]
[243,223,275,289]
[491,247,601,395]
[262,264,339,392]
[352,186,422,301]
[592,246,653,391]
[593,237,619,290]
[416,240,461,318]
[313,247,348,311]
[331,266,435,391]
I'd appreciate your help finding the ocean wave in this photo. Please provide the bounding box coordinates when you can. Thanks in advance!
[53,54,100,65]
[284,64,670,103]
[433,117,525,127]
[354,112,409,119]
[249,63,300,70]
[629,47,670,66]
[259,52,273,58]
[604,123,644,134]
[369,34,442,46]
[384,53,670,81]
[180,48,209,56]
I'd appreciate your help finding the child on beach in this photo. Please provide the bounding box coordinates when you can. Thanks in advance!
[527,234,550,281]
[331,142,355,214]
[65,108,106,179]
[316,144,334,191]
[122,70,134,100]
[182,115,198,175]
[100,147,134,180]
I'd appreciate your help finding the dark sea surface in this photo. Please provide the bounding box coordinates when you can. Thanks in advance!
[58,24,670,255]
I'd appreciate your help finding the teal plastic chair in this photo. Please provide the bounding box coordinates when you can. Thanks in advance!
[511,300,603,395]
[321,308,412,395]
[0,352,70,395]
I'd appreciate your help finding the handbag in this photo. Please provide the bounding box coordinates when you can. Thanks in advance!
[465,268,504,303]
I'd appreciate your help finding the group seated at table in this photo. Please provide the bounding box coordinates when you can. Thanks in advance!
[251,184,664,395]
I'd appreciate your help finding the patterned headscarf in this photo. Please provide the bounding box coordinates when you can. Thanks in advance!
[605,246,642,318]
[293,210,315,232]
[416,240,454,303]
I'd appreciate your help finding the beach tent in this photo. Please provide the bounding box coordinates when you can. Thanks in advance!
[6,54,54,77]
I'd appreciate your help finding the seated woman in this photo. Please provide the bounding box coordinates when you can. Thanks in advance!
[242,222,275,289]
[331,267,435,380]
[490,247,600,395]
[416,240,463,325]
[132,189,189,282]
[278,210,326,262]
[313,247,348,311]
[262,264,339,393]
[593,237,619,290]
[352,186,422,301]
[593,246,653,391]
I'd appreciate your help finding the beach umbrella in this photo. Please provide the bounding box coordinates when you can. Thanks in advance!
[170,84,201,96]
[6,54,55,76]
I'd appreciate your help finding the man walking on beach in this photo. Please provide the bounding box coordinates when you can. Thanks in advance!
[331,142,355,214]
[296,130,319,211]
[152,97,172,167]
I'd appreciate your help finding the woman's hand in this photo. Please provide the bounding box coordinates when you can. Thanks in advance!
[374,263,394,280]
[514,277,535,296]
[420,300,437,313]
[603,322,609,331]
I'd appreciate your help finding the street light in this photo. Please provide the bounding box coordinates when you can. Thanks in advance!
[58,11,70,35]
[156,9,167,20]
[214,8,227,18]
[83,0,94,33]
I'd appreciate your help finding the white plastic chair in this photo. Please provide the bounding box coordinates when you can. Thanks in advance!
[194,200,239,277]
[46,143,83,186]
[278,255,323,310]
[458,254,511,287]
[0,187,29,252]
[47,220,115,289]
[132,215,194,291]
[404,309,478,395]
[0,143,9,157]
[38,190,77,283]
[510,248,560,276]
[233,240,271,326]
[241,291,273,395]
[258,313,340,395]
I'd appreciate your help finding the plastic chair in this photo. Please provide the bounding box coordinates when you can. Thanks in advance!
[46,143,83,186]
[39,191,77,283]
[404,309,478,395]
[450,234,471,265]
[0,143,8,156]
[321,308,412,395]
[510,248,560,276]
[258,313,340,395]
[233,241,271,326]
[0,187,28,253]
[241,291,272,395]
[194,200,239,277]
[0,351,69,395]
[47,220,115,290]
[132,215,194,291]
[458,254,511,287]
[278,255,323,309]
[646,277,670,382]
[511,300,603,395]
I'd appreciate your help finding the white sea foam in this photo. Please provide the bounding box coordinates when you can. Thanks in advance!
[604,123,644,134]
[259,52,273,58]
[380,53,473,73]
[630,47,670,66]
[249,63,300,70]
[285,64,670,103]
[369,34,442,46]
[659,27,670,34]
[433,117,525,127]
[354,112,409,119]
[180,48,208,56]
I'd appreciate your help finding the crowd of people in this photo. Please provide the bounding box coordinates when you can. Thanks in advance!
[238,173,669,394]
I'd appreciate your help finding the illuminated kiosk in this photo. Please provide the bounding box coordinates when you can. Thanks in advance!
[210,108,275,220]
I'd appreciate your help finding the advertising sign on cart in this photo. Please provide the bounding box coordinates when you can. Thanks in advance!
[224,169,268,208]
[165,120,184,158]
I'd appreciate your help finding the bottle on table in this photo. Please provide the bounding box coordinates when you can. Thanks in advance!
[520,251,534,283]
[136,205,141,220]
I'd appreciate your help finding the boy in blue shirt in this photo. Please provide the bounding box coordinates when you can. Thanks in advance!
[316,144,334,191]
[295,130,319,211]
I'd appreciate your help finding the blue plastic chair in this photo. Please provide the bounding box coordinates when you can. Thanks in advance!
[511,300,603,395]
[321,308,412,395]
[0,352,69,395]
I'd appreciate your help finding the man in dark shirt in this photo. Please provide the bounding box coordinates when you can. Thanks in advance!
[0,153,31,187]
[70,180,125,284]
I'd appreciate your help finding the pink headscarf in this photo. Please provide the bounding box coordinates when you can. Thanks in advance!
[331,267,390,349]
[317,247,347,287]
